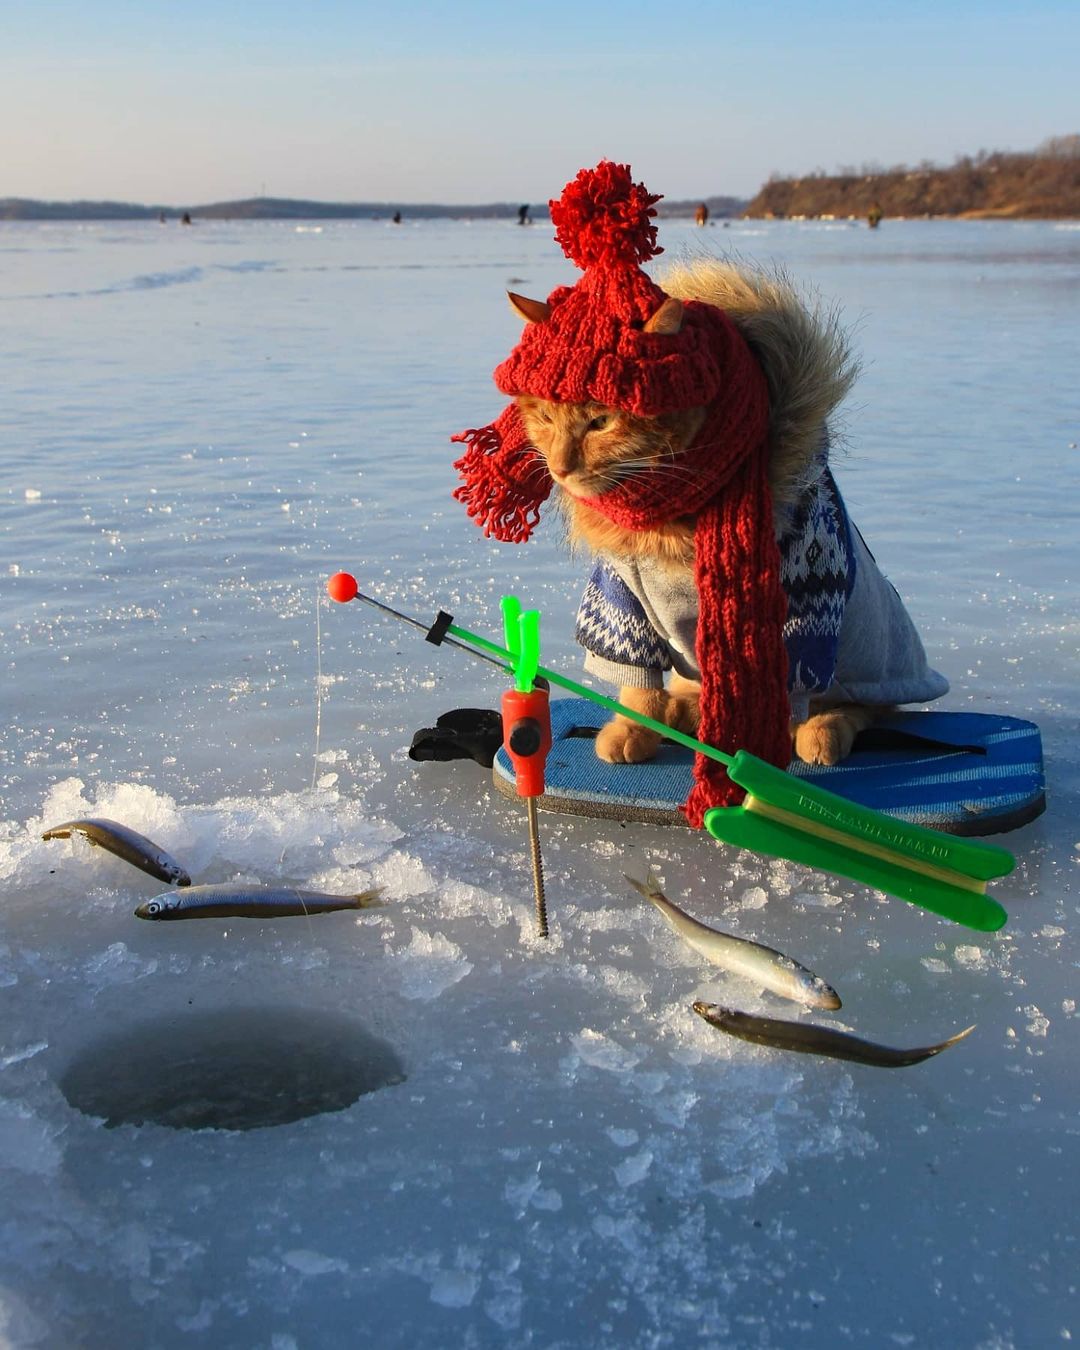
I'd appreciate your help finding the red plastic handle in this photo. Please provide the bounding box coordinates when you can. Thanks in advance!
[501,688,552,798]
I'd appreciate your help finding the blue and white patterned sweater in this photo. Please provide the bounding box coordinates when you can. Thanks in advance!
[575,467,948,722]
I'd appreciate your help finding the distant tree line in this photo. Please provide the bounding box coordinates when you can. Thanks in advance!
[747,137,1080,220]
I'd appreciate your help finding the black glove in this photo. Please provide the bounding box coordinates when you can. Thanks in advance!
[408,708,504,769]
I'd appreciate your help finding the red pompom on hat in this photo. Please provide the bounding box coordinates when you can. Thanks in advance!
[452,161,791,819]
[494,161,738,416]
[550,159,661,268]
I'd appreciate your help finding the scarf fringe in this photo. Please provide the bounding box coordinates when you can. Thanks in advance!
[451,407,552,543]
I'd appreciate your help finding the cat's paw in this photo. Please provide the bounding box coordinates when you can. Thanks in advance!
[665,694,700,735]
[595,717,663,764]
[793,711,860,766]
[665,675,701,735]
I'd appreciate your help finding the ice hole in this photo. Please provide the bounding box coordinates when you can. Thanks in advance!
[58,1006,406,1131]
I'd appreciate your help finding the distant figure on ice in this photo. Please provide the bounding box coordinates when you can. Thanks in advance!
[158,211,166,225]
[392,210,402,225]
[518,204,530,226]
[695,203,709,226]
[867,202,883,229]
[181,212,192,226]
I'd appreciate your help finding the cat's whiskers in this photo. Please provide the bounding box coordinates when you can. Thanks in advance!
[623,460,702,489]
[593,456,659,487]
[557,453,702,499]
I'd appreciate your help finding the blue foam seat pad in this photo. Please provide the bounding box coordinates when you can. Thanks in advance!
[492,699,1045,837]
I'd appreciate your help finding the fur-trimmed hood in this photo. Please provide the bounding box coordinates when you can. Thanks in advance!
[659,257,859,511]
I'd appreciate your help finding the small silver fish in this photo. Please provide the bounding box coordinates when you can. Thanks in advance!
[134,883,385,920]
[693,1002,975,1068]
[43,817,191,887]
[626,871,841,1010]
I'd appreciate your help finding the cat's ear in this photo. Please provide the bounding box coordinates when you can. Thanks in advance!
[507,291,552,324]
[643,297,684,335]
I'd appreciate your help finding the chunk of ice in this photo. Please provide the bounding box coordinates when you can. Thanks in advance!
[429,1269,480,1309]
[391,928,472,1000]
[282,1250,349,1277]
[570,1029,642,1074]
[614,1150,653,1187]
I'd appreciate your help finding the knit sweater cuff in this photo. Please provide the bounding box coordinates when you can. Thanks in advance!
[583,650,666,691]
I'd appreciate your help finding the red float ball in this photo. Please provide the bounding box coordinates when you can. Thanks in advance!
[326,572,359,604]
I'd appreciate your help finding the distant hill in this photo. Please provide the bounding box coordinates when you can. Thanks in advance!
[0,198,168,221]
[0,196,530,222]
[744,137,1080,221]
[0,192,748,224]
[186,197,535,221]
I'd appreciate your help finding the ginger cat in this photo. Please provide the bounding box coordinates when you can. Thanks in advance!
[515,390,874,768]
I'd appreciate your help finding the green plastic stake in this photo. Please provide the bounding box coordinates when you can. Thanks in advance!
[501,596,540,693]
[500,596,522,673]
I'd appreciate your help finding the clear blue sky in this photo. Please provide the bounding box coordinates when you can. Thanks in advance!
[2,0,1076,204]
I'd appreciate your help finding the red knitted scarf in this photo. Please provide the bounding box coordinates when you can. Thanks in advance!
[453,363,792,824]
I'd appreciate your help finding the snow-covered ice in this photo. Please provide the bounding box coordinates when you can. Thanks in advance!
[1,216,1077,1347]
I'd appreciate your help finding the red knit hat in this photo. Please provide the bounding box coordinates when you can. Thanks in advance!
[495,161,730,415]
[453,161,791,820]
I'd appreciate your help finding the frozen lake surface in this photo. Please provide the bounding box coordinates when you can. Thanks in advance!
[1,214,1078,1347]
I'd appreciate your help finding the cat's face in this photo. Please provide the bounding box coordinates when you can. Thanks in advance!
[516,394,705,561]
[516,396,704,500]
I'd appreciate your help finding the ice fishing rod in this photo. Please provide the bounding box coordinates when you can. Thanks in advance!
[327,572,552,938]
[326,572,1013,933]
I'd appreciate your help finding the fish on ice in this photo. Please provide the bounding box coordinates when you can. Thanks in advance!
[134,883,385,920]
[693,1002,974,1068]
[43,817,191,887]
[626,871,841,1010]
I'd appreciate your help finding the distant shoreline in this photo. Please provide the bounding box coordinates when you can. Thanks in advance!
[3,198,1077,224]
[0,194,749,224]
[4,141,1078,223]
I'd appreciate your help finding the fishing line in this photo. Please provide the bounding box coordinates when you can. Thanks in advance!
[293,884,316,943]
[284,584,326,941]
[277,583,324,900]
[311,581,325,795]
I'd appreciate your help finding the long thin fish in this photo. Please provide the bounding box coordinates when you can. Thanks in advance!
[43,817,191,887]
[626,872,841,1010]
[693,1002,975,1068]
[135,883,385,921]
